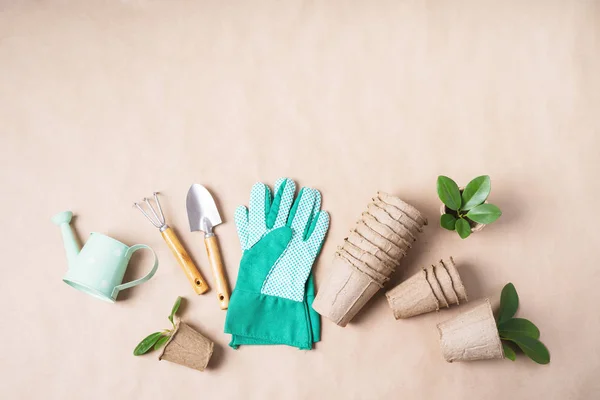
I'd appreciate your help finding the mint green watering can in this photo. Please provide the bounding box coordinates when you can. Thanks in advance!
[52,211,159,303]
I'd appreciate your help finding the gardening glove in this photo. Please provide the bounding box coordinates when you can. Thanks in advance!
[224,178,329,350]
[227,273,320,347]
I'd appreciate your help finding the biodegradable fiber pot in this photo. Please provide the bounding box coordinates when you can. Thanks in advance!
[377,191,427,226]
[337,249,390,286]
[355,221,406,259]
[346,231,399,268]
[386,257,467,319]
[361,213,412,251]
[437,299,504,362]
[312,192,427,327]
[340,242,395,278]
[435,261,460,306]
[312,254,381,327]
[371,199,424,234]
[385,269,439,319]
[442,257,468,302]
[426,265,448,309]
[159,322,214,371]
[342,239,396,275]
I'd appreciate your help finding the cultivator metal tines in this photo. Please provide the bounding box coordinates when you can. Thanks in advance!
[134,192,209,295]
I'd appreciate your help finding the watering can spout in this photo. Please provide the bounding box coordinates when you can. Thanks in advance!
[52,211,81,268]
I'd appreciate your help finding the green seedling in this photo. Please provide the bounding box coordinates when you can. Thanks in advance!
[497,283,550,364]
[133,296,182,356]
[437,175,502,239]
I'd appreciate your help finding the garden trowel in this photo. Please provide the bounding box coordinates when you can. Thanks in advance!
[186,184,230,310]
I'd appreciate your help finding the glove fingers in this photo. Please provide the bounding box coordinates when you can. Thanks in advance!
[306,210,330,253]
[234,205,250,250]
[261,191,327,302]
[269,178,296,229]
[288,187,317,235]
[248,182,271,248]
[303,190,323,240]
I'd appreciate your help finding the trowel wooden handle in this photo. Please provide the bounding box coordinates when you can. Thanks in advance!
[161,227,209,295]
[204,235,230,309]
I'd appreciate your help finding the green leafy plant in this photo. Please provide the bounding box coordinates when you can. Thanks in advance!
[496,283,550,364]
[437,175,502,239]
[133,296,182,356]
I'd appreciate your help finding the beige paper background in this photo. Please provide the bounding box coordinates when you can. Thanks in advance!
[1,1,599,399]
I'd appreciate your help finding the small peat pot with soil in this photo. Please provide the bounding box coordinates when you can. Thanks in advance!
[437,283,550,364]
[437,175,502,239]
[133,297,214,371]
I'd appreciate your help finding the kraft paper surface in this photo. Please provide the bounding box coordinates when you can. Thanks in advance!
[1,1,599,399]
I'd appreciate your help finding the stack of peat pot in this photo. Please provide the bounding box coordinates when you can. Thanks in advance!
[313,192,427,327]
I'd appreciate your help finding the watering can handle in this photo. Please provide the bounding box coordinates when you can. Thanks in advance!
[113,244,159,293]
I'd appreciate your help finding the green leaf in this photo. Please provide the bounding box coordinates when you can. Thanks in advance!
[502,341,516,361]
[169,296,182,324]
[503,334,550,364]
[466,204,502,224]
[455,218,471,239]
[461,175,491,211]
[498,283,519,324]
[440,214,457,231]
[499,318,540,339]
[154,334,170,351]
[437,176,462,211]
[133,332,163,356]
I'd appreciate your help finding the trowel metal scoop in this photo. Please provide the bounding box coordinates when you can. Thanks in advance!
[187,184,230,310]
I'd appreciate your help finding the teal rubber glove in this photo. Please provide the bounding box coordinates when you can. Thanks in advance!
[224,178,329,350]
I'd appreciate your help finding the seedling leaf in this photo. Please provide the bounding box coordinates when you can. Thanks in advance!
[440,214,457,231]
[499,318,540,339]
[169,296,182,325]
[455,218,471,239]
[154,334,170,351]
[466,204,502,224]
[502,342,516,361]
[498,283,519,324]
[502,334,550,364]
[461,175,491,210]
[437,176,462,211]
[133,332,163,356]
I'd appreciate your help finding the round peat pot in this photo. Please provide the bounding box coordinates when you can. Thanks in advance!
[437,299,504,362]
[312,255,382,327]
[159,322,214,371]
[385,269,439,319]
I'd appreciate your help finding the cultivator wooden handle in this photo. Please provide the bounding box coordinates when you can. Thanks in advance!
[134,192,210,296]
[162,227,209,295]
